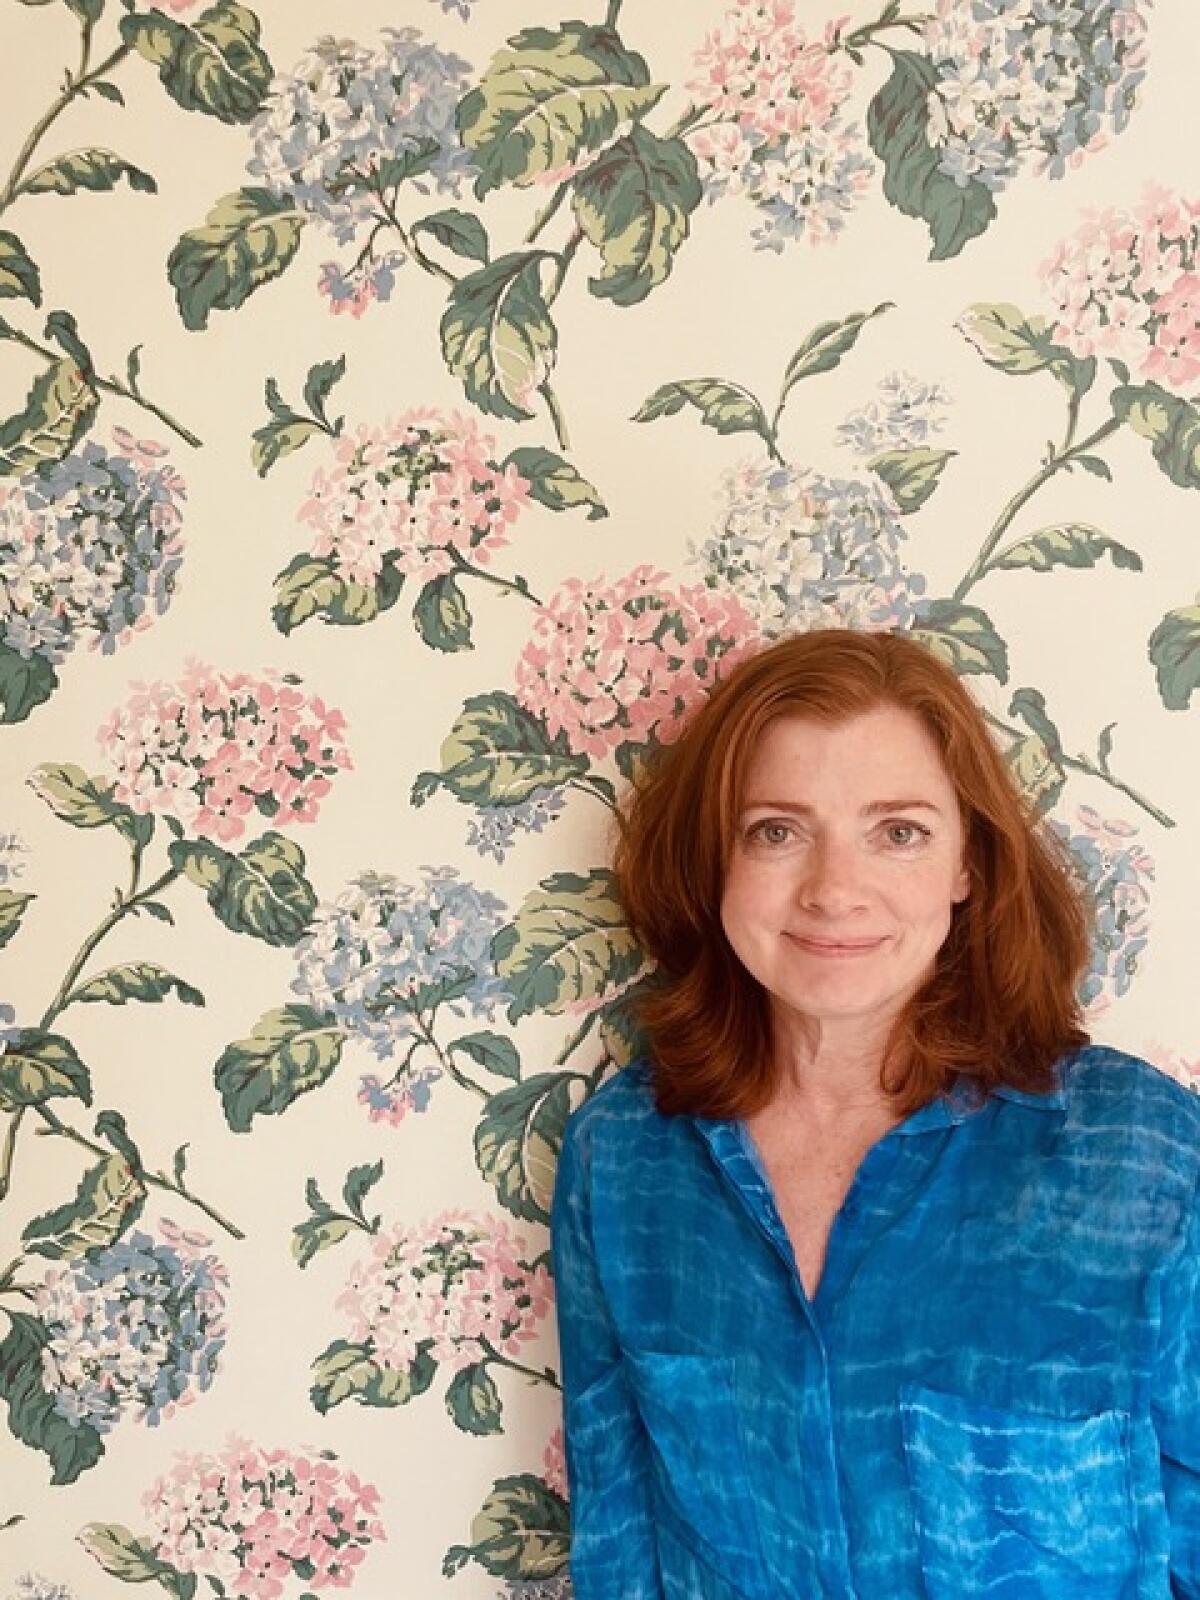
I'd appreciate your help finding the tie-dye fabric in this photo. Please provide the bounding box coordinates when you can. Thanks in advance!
[550,1045,1200,1599]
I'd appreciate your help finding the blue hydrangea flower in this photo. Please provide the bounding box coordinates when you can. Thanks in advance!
[837,373,953,457]
[1046,805,1154,1011]
[35,1223,228,1434]
[292,866,509,1059]
[500,1580,573,1600]
[924,0,1152,192]
[0,831,30,887]
[466,790,568,865]
[691,459,925,637]
[0,430,185,666]
[247,29,475,253]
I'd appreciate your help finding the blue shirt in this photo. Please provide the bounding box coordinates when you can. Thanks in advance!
[550,1045,1200,1599]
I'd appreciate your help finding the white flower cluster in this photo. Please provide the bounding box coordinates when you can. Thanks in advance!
[691,460,924,637]
[924,0,1152,192]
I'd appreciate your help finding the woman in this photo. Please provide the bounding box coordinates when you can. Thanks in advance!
[550,629,1200,1600]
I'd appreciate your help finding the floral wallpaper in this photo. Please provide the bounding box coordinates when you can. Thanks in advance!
[0,0,1197,1594]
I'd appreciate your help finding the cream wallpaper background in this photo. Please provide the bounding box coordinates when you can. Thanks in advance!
[1,0,1199,1594]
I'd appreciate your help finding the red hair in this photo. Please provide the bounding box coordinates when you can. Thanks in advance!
[613,629,1091,1119]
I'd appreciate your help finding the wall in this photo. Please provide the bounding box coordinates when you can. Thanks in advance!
[1,0,1198,1594]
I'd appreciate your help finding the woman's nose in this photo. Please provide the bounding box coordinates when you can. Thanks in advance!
[798,835,866,911]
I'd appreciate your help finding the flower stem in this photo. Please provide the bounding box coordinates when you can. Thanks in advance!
[412,1015,490,1100]
[983,710,1174,830]
[0,1111,23,1203]
[539,382,571,453]
[0,17,133,216]
[449,550,543,606]
[1,321,202,449]
[566,774,619,815]
[34,1106,245,1238]
[525,184,569,246]
[553,1010,602,1067]
[837,6,932,54]
[481,1340,562,1391]
[952,417,1122,603]
[604,0,623,28]
[42,864,181,1029]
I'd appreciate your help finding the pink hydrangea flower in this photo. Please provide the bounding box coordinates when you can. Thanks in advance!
[543,1426,568,1500]
[514,566,758,759]
[1042,186,1200,387]
[95,660,351,842]
[134,1438,384,1597]
[336,1211,553,1376]
[298,412,531,588]
[688,1,854,136]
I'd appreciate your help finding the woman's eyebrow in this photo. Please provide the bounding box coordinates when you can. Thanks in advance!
[740,799,945,817]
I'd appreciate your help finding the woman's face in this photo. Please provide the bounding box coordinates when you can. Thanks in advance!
[720,705,971,1048]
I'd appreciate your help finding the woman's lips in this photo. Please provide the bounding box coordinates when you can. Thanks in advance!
[787,934,888,958]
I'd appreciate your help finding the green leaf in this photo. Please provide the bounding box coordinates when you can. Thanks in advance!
[597,990,647,1067]
[0,231,41,305]
[445,1362,503,1436]
[450,1031,521,1082]
[44,309,93,375]
[866,51,996,260]
[272,551,403,632]
[412,208,490,265]
[21,149,156,197]
[168,187,304,331]
[491,868,646,1021]
[252,416,321,476]
[632,378,772,450]
[1148,605,1200,711]
[301,354,345,427]
[215,1004,345,1131]
[1005,733,1067,818]
[867,446,956,513]
[502,445,607,519]
[1007,687,1062,756]
[170,831,317,946]
[0,642,56,723]
[22,1153,146,1259]
[27,762,151,847]
[0,356,97,477]
[343,1158,383,1217]
[992,523,1142,575]
[0,889,33,950]
[413,574,473,653]
[463,1474,571,1579]
[0,1029,91,1110]
[475,1072,573,1223]
[120,0,272,123]
[428,691,587,807]
[292,1213,356,1268]
[1112,382,1200,490]
[1072,453,1112,481]
[79,1522,193,1594]
[780,303,893,400]
[71,962,205,1007]
[458,21,665,197]
[64,0,105,22]
[957,303,1089,389]
[0,1314,104,1484]
[910,598,1009,682]
[310,1338,436,1414]
[572,127,700,307]
[95,1108,142,1171]
[90,80,125,107]
[440,251,557,422]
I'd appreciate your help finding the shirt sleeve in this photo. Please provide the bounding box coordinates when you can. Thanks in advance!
[550,1112,664,1600]
[1153,1170,1200,1598]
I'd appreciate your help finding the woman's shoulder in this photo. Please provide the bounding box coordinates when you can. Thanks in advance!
[560,1059,665,1155]
[1059,1043,1200,1166]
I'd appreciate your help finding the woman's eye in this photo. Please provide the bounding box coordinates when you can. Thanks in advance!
[749,820,793,846]
[884,821,929,848]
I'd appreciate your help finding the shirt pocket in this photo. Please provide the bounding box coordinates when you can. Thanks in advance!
[900,1383,1140,1600]
[625,1350,768,1600]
